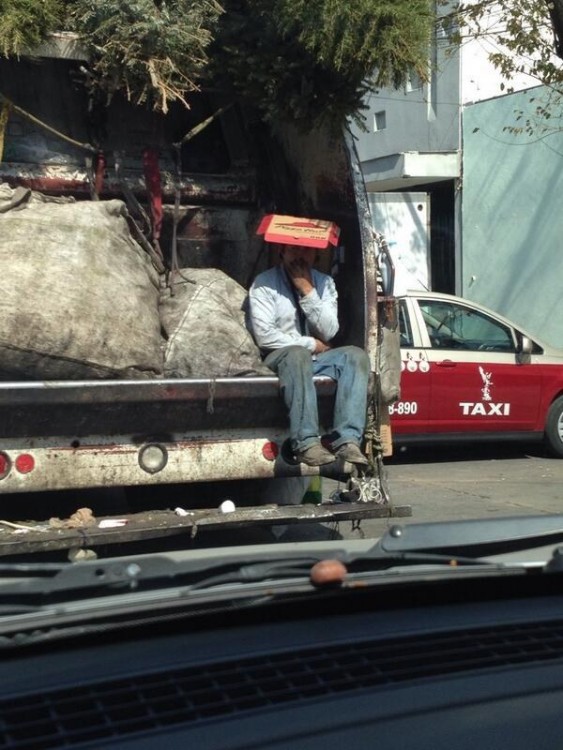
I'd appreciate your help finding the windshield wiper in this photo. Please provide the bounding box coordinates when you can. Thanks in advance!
[2,514,563,605]
[371,515,563,560]
[1,522,550,646]
[0,548,507,606]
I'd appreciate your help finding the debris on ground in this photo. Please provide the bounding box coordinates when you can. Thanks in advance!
[49,507,97,529]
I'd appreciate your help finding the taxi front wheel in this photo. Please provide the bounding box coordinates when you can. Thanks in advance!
[545,396,563,458]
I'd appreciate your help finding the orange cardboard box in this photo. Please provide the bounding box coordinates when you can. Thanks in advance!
[256,214,340,249]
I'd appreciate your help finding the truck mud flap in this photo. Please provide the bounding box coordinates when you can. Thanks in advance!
[0,502,412,557]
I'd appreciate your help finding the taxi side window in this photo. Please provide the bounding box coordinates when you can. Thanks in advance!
[399,300,414,347]
[419,301,515,352]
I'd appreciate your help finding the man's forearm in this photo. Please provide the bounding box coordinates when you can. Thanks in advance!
[300,288,339,341]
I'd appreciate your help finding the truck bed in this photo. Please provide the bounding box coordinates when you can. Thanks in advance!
[0,377,336,438]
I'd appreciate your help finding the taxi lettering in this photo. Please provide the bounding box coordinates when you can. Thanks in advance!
[459,402,511,416]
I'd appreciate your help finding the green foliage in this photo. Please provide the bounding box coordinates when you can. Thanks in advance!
[209,0,434,130]
[71,0,224,112]
[0,0,64,58]
[0,0,435,129]
[277,0,431,87]
[501,90,563,138]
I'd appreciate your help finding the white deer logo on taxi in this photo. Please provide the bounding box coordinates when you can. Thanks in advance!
[479,366,493,402]
[459,366,511,417]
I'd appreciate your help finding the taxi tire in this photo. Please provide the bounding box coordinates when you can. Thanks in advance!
[544,396,563,458]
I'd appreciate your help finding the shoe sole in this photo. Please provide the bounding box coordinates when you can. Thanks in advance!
[299,458,336,466]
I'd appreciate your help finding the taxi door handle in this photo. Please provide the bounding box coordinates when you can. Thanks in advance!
[436,360,456,367]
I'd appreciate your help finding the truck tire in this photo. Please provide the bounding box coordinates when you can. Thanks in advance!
[545,396,563,457]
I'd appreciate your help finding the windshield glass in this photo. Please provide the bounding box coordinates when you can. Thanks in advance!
[5,11,563,750]
[0,0,562,632]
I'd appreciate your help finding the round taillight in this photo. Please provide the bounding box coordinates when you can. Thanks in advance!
[15,453,35,474]
[0,452,11,480]
[138,443,168,474]
[262,441,279,461]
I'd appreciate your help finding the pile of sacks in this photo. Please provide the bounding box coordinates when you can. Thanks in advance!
[0,185,268,380]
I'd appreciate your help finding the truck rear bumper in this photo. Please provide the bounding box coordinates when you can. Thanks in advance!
[0,433,382,495]
[0,432,358,494]
[0,501,413,557]
[0,376,343,493]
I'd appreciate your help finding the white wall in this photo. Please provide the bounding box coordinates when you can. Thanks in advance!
[460,1,554,104]
[368,193,430,293]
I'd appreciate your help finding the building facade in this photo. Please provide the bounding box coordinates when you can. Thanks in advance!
[351,4,563,347]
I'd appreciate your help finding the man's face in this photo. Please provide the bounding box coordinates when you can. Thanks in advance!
[279,245,317,271]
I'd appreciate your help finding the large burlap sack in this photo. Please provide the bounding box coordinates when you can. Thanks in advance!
[161,268,270,377]
[0,187,163,379]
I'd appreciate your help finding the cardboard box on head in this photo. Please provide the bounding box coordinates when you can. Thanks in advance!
[256,214,340,249]
[257,214,340,273]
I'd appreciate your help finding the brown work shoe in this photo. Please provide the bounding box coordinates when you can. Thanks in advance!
[295,443,336,466]
[335,442,369,466]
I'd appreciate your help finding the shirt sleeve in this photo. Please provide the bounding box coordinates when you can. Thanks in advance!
[300,274,339,342]
[248,282,316,352]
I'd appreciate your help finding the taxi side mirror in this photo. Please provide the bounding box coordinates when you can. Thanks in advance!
[516,335,532,364]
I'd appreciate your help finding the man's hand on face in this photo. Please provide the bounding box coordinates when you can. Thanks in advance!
[287,259,314,296]
[281,246,316,297]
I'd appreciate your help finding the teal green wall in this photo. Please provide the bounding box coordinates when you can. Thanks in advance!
[462,87,563,348]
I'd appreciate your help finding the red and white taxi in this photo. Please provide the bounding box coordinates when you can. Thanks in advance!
[391,291,563,456]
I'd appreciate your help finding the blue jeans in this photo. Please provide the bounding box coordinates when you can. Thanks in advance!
[264,345,370,453]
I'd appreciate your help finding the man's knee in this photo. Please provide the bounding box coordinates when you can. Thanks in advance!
[341,345,370,373]
[266,345,313,373]
[282,345,313,364]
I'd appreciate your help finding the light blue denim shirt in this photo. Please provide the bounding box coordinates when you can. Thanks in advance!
[248,265,339,353]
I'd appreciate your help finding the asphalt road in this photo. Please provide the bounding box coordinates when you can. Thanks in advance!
[386,442,563,522]
[277,440,563,543]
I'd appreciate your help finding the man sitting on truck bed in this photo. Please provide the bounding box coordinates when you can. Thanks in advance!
[248,242,370,467]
